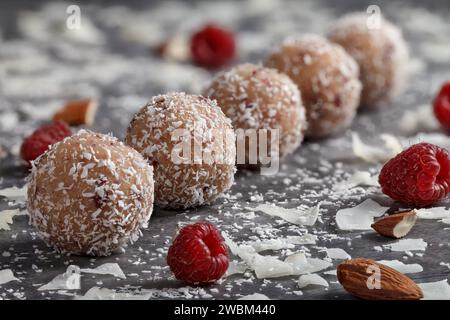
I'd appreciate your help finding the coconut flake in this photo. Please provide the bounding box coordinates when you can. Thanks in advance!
[336,199,389,230]
[419,280,450,300]
[377,260,423,274]
[80,263,126,279]
[0,209,26,231]
[399,104,439,133]
[0,185,27,203]
[252,202,320,226]
[297,274,329,289]
[325,248,351,260]
[0,269,20,285]
[383,238,427,252]
[352,133,402,163]
[415,207,450,220]
[333,171,379,191]
[284,252,332,275]
[225,260,248,277]
[38,265,81,291]
[239,293,270,300]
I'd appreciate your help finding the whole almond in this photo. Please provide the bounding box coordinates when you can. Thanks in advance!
[337,258,423,300]
[371,210,416,238]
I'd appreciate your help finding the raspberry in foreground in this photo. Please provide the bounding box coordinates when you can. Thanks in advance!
[167,222,229,285]
[20,121,72,164]
[433,82,450,131]
[379,142,450,207]
[190,24,236,69]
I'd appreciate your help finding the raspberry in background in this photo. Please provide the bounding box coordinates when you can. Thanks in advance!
[20,121,72,164]
[190,24,236,69]
[379,142,450,207]
[433,82,450,131]
[167,222,229,285]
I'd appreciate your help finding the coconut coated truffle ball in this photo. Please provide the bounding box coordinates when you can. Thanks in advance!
[327,13,409,109]
[205,63,307,165]
[266,34,361,138]
[125,93,236,209]
[27,130,154,256]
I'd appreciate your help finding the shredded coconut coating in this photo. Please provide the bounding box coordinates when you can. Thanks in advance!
[205,63,307,162]
[125,92,236,209]
[27,130,154,256]
[327,13,409,109]
[265,34,362,138]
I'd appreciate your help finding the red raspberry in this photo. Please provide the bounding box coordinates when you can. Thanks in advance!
[190,24,236,69]
[167,222,229,285]
[20,121,72,164]
[433,82,450,131]
[379,142,450,207]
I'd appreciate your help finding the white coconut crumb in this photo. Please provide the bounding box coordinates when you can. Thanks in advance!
[0,209,26,231]
[0,185,28,204]
[399,104,439,133]
[336,199,388,231]
[333,171,379,191]
[415,207,450,220]
[238,293,270,300]
[324,248,351,260]
[0,269,20,285]
[251,202,320,226]
[383,238,428,252]
[419,280,450,300]
[80,263,126,279]
[323,270,337,276]
[352,132,402,163]
[38,265,81,291]
[297,274,329,289]
[377,260,423,274]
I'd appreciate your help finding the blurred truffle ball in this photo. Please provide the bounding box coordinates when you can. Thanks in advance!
[266,34,361,138]
[205,63,307,165]
[327,13,409,109]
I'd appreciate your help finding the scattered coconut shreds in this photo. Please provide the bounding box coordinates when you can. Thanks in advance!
[0,269,20,285]
[377,260,423,274]
[0,209,26,231]
[0,185,27,203]
[80,263,126,279]
[223,234,330,279]
[333,171,379,191]
[238,293,270,300]
[38,265,81,291]
[399,104,439,133]
[415,207,450,220]
[325,248,351,260]
[419,280,450,300]
[251,202,320,226]
[351,132,402,163]
[245,234,317,252]
[336,199,389,231]
[75,287,152,300]
[297,274,329,289]
[383,238,428,252]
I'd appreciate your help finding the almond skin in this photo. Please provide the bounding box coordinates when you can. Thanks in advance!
[337,258,423,300]
[371,210,416,238]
